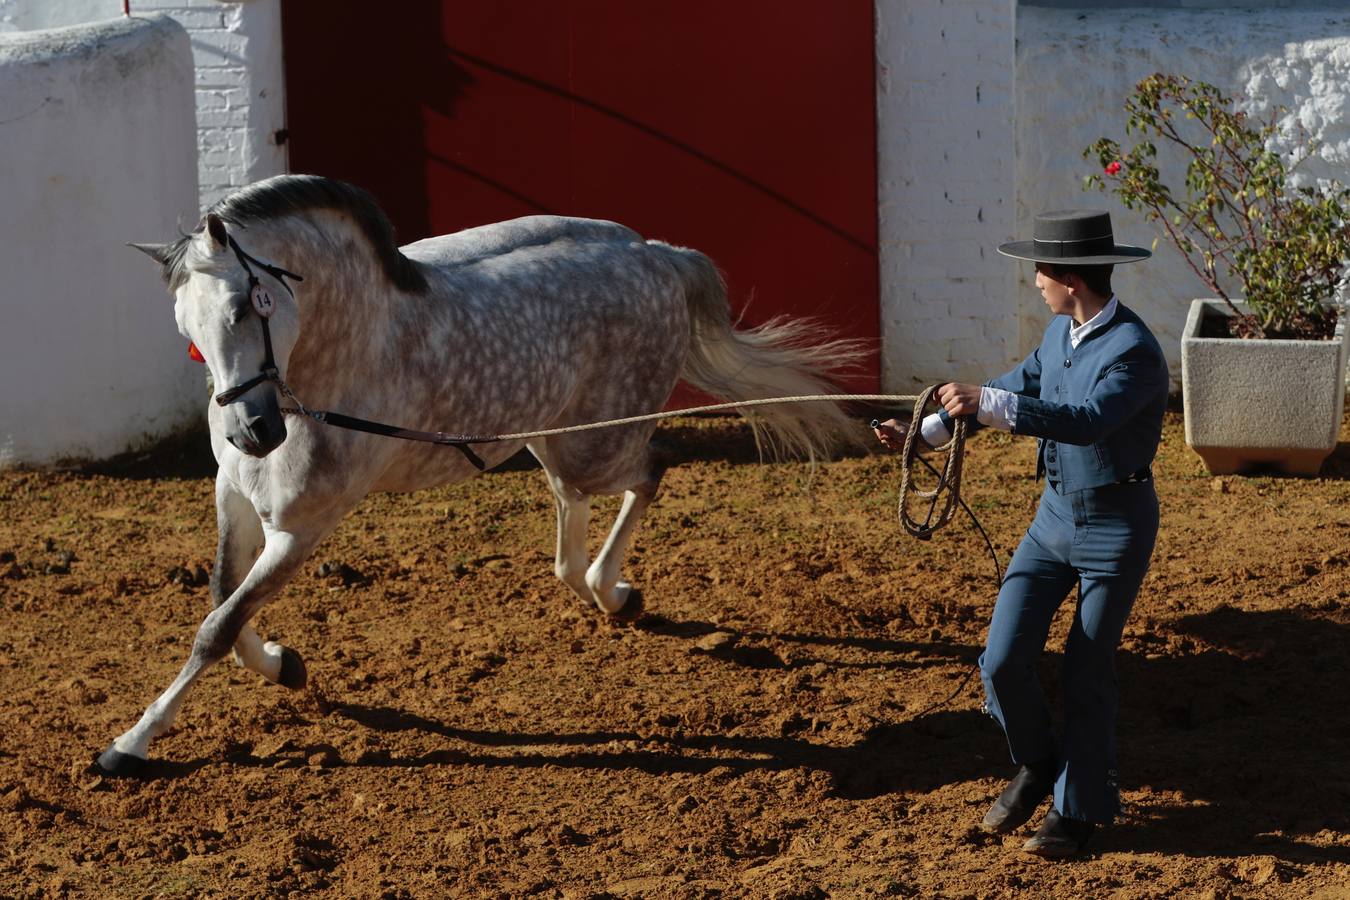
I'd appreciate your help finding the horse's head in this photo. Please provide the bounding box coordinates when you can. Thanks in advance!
[133,213,302,458]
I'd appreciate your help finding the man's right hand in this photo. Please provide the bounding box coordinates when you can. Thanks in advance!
[873,418,908,451]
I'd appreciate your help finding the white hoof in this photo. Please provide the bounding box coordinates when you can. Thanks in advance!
[592,581,628,615]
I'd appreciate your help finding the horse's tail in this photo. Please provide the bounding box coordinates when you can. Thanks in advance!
[658,243,870,462]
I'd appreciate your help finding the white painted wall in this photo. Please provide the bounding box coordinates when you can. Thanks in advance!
[0,16,200,465]
[1015,6,1350,384]
[7,1,1344,411]
[874,0,1020,392]
[1,0,286,211]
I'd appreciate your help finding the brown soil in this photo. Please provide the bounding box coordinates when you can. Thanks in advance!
[2,414,1350,899]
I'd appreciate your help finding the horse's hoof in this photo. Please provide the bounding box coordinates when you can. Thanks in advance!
[607,588,645,623]
[96,744,148,778]
[277,646,308,691]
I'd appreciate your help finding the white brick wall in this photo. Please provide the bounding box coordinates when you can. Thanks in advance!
[127,0,285,210]
[874,0,1019,392]
[2,0,286,212]
[1016,7,1350,386]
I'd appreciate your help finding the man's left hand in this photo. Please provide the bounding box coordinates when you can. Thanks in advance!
[936,382,981,417]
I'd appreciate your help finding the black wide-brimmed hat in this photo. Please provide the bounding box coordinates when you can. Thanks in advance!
[997,209,1151,265]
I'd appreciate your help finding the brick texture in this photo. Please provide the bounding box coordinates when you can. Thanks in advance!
[135,0,286,211]
[875,0,1019,392]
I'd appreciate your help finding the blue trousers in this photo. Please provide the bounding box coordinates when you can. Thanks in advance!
[979,479,1158,824]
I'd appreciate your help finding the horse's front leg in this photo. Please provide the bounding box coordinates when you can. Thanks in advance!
[97,528,317,775]
[212,472,306,689]
[529,440,593,602]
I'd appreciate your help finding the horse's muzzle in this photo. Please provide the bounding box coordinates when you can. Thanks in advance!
[225,392,287,458]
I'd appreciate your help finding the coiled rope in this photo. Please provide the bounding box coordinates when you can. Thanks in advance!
[896,384,968,541]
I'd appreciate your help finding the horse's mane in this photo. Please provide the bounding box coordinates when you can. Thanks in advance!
[160,174,428,294]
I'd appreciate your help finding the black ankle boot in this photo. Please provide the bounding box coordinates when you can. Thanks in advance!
[1022,808,1096,858]
[980,759,1056,834]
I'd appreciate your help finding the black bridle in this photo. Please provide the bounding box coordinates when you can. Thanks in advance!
[212,236,304,406]
[210,235,487,470]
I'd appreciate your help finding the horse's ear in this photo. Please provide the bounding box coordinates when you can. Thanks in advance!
[127,242,171,264]
[204,213,229,251]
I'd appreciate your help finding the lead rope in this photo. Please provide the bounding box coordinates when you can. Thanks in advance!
[280,393,924,443]
[277,384,998,590]
[276,376,1003,713]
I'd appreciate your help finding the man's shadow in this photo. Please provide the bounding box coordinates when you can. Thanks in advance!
[1099,604,1350,864]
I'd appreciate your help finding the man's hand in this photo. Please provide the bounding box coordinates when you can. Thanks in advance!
[936,382,981,417]
[873,418,908,451]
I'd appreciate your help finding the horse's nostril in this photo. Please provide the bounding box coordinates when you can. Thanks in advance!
[245,415,271,445]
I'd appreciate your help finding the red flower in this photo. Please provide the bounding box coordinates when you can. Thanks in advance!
[1105,161,1123,176]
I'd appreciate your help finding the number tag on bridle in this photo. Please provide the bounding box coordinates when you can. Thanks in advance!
[251,283,276,318]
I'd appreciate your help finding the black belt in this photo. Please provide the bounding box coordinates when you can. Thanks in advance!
[1047,468,1152,491]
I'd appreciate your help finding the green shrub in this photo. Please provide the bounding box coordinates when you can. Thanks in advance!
[1084,73,1350,339]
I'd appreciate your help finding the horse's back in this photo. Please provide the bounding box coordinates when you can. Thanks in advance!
[403,216,645,270]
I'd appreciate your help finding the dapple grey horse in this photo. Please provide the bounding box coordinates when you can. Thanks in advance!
[99,174,861,774]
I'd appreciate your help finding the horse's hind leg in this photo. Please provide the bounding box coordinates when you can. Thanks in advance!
[213,472,306,688]
[585,484,657,616]
[531,434,666,617]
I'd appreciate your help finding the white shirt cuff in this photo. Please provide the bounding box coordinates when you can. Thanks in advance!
[920,413,951,447]
[977,386,1019,432]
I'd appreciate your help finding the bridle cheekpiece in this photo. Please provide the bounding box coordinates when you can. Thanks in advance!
[211,235,305,406]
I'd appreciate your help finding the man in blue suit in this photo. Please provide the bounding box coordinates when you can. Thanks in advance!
[876,210,1169,858]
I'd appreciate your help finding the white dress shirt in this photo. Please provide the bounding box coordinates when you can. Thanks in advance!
[918,296,1119,446]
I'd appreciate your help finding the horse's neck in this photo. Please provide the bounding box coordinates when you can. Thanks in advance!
[254,218,401,395]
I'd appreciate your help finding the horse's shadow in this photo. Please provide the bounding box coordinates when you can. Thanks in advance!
[321,604,1350,865]
[130,605,1350,867]
[633,612,983,672]
[323,701,996,802]
[199,621,997,800]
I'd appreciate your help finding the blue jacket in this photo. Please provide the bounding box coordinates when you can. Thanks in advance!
[943,302,1169,493]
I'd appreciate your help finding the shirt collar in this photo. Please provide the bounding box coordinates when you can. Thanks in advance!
[1069,295,1118,349]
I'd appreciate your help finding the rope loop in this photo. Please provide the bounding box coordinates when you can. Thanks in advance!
[897,384,968,540]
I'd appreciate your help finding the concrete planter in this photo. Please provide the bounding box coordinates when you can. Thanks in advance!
[1181,299,1349,475]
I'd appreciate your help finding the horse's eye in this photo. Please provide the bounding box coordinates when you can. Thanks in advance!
[228,300,250,325]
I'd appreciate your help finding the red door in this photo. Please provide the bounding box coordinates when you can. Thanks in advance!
[282,2,879,392]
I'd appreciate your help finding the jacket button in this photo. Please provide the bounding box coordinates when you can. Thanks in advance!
[1064,359,1072,368]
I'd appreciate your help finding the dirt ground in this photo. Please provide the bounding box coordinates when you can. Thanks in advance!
[2,412,1350,899]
